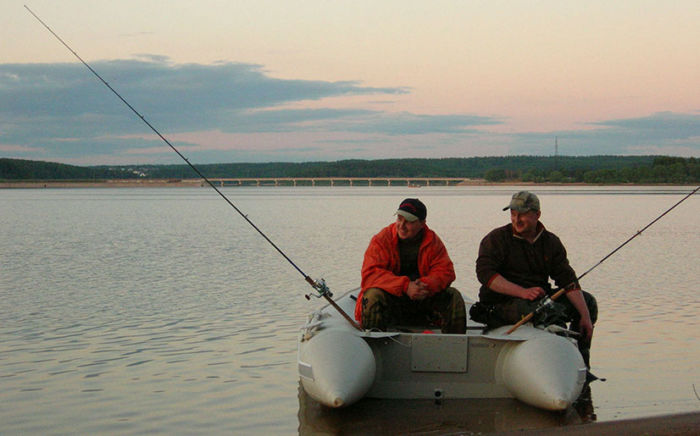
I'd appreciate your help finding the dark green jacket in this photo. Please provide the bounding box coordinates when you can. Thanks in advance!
[476,222,578,304]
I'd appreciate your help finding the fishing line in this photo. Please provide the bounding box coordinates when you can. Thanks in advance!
[25,5,362,330]
[575,185,699,282]
[507,185,699,334]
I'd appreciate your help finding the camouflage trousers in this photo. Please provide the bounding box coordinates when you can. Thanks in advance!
[361,287,467,334]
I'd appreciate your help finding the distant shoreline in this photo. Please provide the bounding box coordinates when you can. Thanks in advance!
[0,179,205,189]
[0,178,695,189]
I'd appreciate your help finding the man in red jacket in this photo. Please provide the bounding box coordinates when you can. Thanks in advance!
[355,198,466,333]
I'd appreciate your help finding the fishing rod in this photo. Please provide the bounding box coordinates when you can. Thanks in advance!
[25,5,362,331]
[506,185,699,334]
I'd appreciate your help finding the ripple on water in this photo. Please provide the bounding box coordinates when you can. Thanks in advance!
[1,187,698,433]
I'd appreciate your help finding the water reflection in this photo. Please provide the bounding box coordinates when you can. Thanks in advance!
[298,382,597,434]
[2,187,697,432]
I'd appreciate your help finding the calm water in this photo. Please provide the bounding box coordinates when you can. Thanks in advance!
[1,185,698,434]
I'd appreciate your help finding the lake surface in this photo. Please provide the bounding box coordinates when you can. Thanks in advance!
[1,185,698,434]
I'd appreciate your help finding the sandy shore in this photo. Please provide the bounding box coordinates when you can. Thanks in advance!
[494,411,700,435]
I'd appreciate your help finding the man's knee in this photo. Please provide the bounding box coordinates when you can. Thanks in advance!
[439,287,467,334]
[363,287,386,301]
[582,291,598,324]
[362,287,390,312]
[361,288,390,330]
[444,287,466,312]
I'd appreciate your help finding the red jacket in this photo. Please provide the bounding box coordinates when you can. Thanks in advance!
[355,222,456,321]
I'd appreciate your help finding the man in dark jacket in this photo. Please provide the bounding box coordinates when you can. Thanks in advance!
[475,191,597,366]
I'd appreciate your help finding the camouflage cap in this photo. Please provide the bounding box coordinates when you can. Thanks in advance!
[503,191,540,212]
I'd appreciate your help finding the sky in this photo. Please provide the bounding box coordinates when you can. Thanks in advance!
[2,0,699,165]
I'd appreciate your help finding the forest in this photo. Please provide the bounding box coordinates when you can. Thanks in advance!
[1,156,698,184]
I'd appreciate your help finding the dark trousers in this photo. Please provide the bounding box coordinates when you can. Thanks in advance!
[493,291,598,327]
[490,291,598,366]
[361,287,467,334]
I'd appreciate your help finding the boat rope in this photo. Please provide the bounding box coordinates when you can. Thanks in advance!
[26,5,362,331]
[507,185,699,334]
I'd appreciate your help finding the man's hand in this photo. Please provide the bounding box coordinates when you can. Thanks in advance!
[563,289,594,343]
[578,315,594,343]
[519,286,546,301]
[489,275,545,300]
[406,280,430,300]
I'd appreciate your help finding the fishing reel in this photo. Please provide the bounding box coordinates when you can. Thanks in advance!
[532,296,568,328]
[305,278,333,300]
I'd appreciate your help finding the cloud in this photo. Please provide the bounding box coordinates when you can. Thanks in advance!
[512,112,700,156]
[1,57,697,164]
[0,57,406,131]
[224,108,379,133]
[0,57,502,162]
[590,112,700,139]
[233,109,501,135]
[327,112,502,135]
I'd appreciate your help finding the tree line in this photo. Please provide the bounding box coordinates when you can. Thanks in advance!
[1,156,698,184]
[483,156,698,184]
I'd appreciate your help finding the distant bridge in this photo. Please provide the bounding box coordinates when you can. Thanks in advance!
[206,177,468,187]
